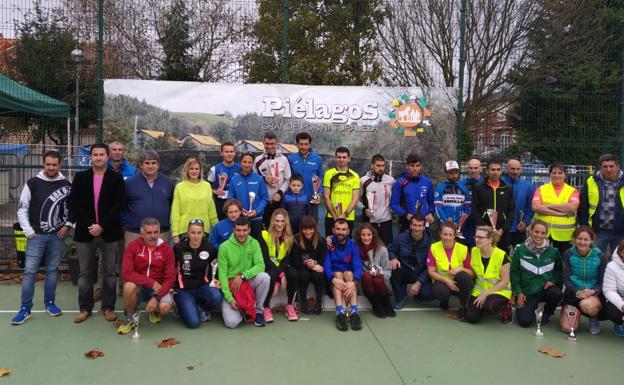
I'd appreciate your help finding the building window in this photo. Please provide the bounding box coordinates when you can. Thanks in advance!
[501,134,510,149]
[490,133,496,146]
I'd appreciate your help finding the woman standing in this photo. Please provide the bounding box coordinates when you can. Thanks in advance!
[259,208,294,322]
[465,226,512,324]
[561,226,606,335]
[287,216,326,315]
[532,163,580,256]
[510,220,563,328]
[208,199,243,249]
[427,223,474,320]
[173,219,223,328]
[354,223,395,318]
[171,157,218,244]
[603,240,624,336]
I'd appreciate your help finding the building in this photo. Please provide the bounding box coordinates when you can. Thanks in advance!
[236,139,297,154]
[180,133,221,150]
[471,107,515,156]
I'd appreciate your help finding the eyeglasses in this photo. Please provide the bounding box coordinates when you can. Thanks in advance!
[474,235,489,240]
[189,219,204,225]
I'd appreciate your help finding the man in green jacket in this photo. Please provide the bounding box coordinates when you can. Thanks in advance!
[218,218,270,328]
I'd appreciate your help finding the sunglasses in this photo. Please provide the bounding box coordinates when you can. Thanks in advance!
[189,219,204,225]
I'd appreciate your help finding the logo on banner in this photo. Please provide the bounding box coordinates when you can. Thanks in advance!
[388,95,432,136]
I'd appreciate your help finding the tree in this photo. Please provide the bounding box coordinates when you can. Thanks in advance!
[244,0,386,85]
[377,0,537,160]
[156,0,195,81]
[508,0,624,164]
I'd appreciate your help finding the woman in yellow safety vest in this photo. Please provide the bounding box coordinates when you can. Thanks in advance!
[465,226,513,324]
[258,208,294,322]
[427,223,474,320]
[532,163,580,257]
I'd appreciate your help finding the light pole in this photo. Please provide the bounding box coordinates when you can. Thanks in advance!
[71,48,84,149]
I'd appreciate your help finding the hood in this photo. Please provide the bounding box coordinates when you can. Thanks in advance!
[596,170,624,183]
[36,169,66,182]
[612,254,624,270]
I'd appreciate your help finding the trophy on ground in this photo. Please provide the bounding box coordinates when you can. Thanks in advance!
[248,191,256,212]
[535,303,544,337]
[132,312,141,340]
[311,175,321,203]
[218,172,228,198]
[565,305,579,342]
[209,259,219,288]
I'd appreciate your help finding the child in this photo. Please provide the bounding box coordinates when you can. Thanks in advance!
[281,173,310,234]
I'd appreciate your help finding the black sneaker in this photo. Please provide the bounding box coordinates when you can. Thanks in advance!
[350,312,362,330]
[254,312,266,327]
[335,313,348,331]
[440,300,450,311]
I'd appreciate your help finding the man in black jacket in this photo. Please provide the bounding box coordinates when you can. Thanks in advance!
[470,159,515,252]
[68,143,125,323]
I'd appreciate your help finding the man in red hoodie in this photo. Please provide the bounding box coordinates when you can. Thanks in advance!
[117,217,176,334]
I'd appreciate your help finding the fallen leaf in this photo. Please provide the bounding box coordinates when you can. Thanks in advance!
[0,368,11,377]
[538,347,565,358]
[444,311,459,320]
[158,338,180,348]
[186,366,194,370]
[85,349,105,359]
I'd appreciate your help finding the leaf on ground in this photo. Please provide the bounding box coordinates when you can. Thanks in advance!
[186,366,194,370]
[538,347,565,358]
[158,338,180,348]
[85,350,105,359]
[0,368,11,377]
[444,311,459,320]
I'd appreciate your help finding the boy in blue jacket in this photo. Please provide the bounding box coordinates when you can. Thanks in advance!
[324,219,363,331]
[281,173,310,234]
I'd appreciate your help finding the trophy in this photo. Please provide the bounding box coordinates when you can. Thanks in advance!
[566,305,579,342]
[335,202,343,217]
[248,191,256,212]
[486,209,498,228]
[209,259,219,288]
[218,172,228,198]
[535,303,544,337]
[132,312,141,340]
[457,214,468,239]
[367,190,377,217]
[371,264,383,275]
[311,175,321,202]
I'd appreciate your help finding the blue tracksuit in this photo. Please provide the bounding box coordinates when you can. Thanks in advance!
[324,236,362,281]
[228,171,269,222]
[209,218,234,249]
[288,151,324,199]
[208,162,241,192]
[390,172,435,217]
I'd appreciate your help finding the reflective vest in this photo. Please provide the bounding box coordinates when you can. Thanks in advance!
[470,247,511,299]
[261,230,288,267]
[586,176,624,226]
[534,183,576,241]
[430,241,468,279]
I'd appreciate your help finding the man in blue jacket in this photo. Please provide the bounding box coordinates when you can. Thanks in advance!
[434,160,471,232]
[288,132,324,220]
[502,159,534,247]
[390,153,435,233]
[229,152,269,240]
[388,215,434,310]
[108,141,136,179]
[207,141,241,220]
[459,157,484,247]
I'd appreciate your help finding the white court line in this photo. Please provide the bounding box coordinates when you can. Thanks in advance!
[0,308,443,313]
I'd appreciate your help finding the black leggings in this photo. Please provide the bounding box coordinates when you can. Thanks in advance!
[285,266,325,305]
[515,287,563,327]
[264,263,284,308]
[604,302,624,325]
[431,271,473,308]
[465,294,509,324]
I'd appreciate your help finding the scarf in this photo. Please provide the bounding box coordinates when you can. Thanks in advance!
[524,236,550,254]
[358,243,376,262]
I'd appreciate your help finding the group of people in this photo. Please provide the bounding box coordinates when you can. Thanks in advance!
[10,132,624,337]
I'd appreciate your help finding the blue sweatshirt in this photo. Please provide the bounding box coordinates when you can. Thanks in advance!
[209,218,234,249]
[390,172,434,217]
[108,158,137,179]
[228,171,269,222]
[324,236,363,281]
[124,172,174,232]
[502,175,535,233]
[281,190,310,230]
[207,162,241,197]
[288,151,324,199]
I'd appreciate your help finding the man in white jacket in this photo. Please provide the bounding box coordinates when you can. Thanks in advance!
[360,154,395,245]
[11,150,72,325]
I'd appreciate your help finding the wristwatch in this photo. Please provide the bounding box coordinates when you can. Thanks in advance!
[240,273,245,280]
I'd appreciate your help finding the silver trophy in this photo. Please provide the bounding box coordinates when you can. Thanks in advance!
[218,173,228,198]
[248,191,256,212]
[367,190,377,217]
[566,305,578,342]
[132,312,141,340]
[486,209,498,228]
[534,303,544,337]
[209,259,219,288]
[371,264,383,275]
[311,175,321,202]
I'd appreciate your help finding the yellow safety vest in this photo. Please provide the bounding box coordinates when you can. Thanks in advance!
[430,241,468,279]
[470,247,511,299]
[261,230,288,267]
[586,176,624,227]
[534,183,576,241]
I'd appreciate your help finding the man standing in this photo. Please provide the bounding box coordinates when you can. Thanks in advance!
[459,157,483,247]
[390,153,435,233]
[579,154,624,254]
[361,154,395,245]
[117,218,176,334]
[124,150,174,244]
[69,143,125,323]
[323,147,360,236]
[108,141,136,179]
[324,219,363,331]
[11,150,72,325]
[470,159,515,252]
[502,159,535,246]
[434,160,471,234]
[254,132,291,227]
[229,152,269,240]
[388,215,434,310]
[288,132,324,219]
[218,218,270,328]
[207,141,241,220]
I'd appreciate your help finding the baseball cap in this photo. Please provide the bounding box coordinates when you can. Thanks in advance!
[445,160,459,172]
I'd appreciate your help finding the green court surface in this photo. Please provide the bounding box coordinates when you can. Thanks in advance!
[0,282,622,385]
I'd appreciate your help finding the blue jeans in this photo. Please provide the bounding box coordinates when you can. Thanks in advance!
[595,230,624,255]
[174,284,223,328]
[20,233,64,309]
